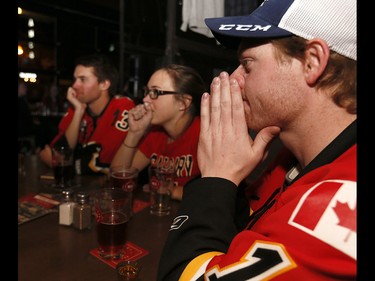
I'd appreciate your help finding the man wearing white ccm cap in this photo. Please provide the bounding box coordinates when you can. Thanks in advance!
[157,0,356,280]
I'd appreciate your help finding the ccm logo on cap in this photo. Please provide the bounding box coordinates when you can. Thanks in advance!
[219,24,272,32]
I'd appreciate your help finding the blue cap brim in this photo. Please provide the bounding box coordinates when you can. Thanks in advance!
[205,15,293,50]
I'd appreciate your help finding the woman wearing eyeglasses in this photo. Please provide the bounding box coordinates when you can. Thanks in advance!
[111,64,207,200]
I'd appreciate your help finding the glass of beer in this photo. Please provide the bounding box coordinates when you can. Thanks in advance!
[94,188,132,260]
[51,144,74,188]
[149,165,175,216]
[110,166,139,217]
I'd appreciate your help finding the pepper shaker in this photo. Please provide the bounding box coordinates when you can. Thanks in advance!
[73,192,92,230]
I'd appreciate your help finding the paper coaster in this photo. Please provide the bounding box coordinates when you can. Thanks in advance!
[18,193,60,225]
[90,241,149,269]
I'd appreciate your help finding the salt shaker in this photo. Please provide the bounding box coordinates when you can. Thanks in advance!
[73,192,92,230]
[59,189,76,225]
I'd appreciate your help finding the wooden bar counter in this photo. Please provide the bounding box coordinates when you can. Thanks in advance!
[18,155,178,281]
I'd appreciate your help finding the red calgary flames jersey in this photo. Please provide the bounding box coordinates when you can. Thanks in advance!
[51,96,135,173]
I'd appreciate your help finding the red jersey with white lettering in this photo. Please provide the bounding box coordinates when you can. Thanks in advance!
[50,96,135,174]
[138,116,200,187]
[157,121,356,281]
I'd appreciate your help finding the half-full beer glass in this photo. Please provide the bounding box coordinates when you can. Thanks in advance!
[94,188,132,259]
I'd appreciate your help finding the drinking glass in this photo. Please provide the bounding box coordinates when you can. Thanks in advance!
[94,188,132,260]
[116,260,141,281]
[51,144,74,188]
[110,166,139,192]
[149,166,175,216]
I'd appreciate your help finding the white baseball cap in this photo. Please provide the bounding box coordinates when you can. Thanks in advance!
[205,0,356,60]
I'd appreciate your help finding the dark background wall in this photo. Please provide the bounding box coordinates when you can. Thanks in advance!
[18,0,246,103]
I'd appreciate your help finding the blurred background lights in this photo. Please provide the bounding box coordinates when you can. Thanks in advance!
[28,29,35,38]
[28,18,34,27]
[18,45,24,55]
[29,51,35,59]
[19,72,38,83]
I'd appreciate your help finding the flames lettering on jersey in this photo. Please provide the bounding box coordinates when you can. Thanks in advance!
[150,154,193,178]
[175,155,193,177]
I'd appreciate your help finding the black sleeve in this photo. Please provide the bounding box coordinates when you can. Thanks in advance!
[234,181,251,231]
[157,177,242,281]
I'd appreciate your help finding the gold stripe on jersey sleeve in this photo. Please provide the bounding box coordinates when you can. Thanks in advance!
[180,251,223,281]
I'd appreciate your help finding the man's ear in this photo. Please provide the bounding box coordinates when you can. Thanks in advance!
[303,39,330,85]
[100,79,111,91]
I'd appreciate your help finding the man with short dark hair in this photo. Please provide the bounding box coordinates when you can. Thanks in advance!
[39,54,135,175]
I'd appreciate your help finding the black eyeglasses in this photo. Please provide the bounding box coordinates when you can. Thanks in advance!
[143,87,182,100]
